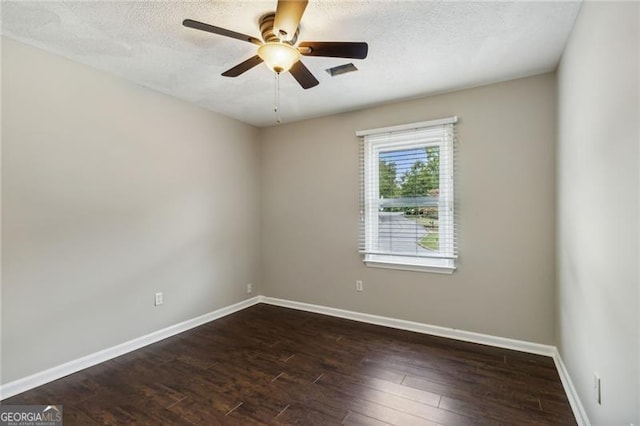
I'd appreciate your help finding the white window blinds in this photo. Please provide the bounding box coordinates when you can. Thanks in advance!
[358,117,458,272]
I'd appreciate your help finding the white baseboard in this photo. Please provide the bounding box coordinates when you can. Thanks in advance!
[552,348,591,426]
[1,294,589,426]
[260,296,589,425]
[260,296,555,356]
[0,296,262,400]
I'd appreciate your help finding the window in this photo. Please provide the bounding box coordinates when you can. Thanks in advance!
[357,117,458,273]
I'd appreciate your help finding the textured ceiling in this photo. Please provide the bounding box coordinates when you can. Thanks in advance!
[1,1,581,127]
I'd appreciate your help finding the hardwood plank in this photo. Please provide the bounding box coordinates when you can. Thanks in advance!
[321,370,441,407]
[57,405,100,426]
[271,372,352,420]
[402,374,542,413]
[348,398,440,426]
[342,410,393,426]
[438,395,565,425]
[165,393,237,424]
[274,402,343,425]
[316,371,479,425]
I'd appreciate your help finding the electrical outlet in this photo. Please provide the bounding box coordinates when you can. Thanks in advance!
[247,283,253,294]
[355,280,363,292]
[154,292,163,306]
[593,373,601,404]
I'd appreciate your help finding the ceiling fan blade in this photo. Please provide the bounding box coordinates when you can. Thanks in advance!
[289,61,319,89]
[298,41,368,59]
[273,0,308,42]
[222,55,264,77]
[183,19,262,46]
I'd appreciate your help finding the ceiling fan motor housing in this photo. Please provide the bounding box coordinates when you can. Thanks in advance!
[260,13,299,45]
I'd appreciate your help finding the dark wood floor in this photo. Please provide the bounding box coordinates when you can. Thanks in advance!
[2,304,576,425]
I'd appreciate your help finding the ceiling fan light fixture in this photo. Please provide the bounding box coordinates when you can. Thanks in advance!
[258,42,301,73]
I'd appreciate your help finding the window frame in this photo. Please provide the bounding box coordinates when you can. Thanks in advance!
[358,118,457,274]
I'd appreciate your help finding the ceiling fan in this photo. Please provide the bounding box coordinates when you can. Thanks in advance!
[183,0,368,89]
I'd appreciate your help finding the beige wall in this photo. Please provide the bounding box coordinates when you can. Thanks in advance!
[1,38,261,384]
[556,2,639,424]
[260,73,557,344]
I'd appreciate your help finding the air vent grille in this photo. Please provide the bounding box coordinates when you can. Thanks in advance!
[325,63,358,77]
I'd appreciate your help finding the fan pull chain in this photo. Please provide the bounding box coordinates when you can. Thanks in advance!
[274,72,282,125]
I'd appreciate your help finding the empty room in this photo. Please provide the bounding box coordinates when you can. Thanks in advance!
[1,1,638,425]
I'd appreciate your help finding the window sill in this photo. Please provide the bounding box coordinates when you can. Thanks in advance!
[363,255,456,274]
